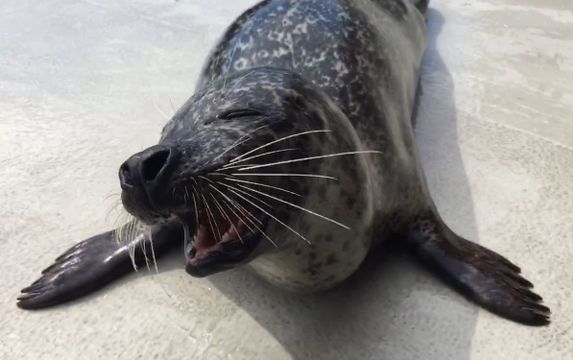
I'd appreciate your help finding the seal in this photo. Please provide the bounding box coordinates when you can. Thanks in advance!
[18,0,550,326]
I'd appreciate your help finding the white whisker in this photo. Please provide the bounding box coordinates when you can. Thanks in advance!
[230,129,331,163]
[104,192,121,201]
[230,173,338,181]
[141,233,151,271]
[201,193,222,243]
[105,200,124,224]
[217,188,262,228]
[201,176,263,226]
[233,183,350,230]
[209,192,243,244]
[207,183,278,247]
[236,150,383,171]
[153,102,170,121]
[207,124,269,166]
[212,180,273,209]
[117,220,140,272]
[220,148,297,169]
[191,180,203,224]
[148,228,159,273]
[187,186,199,225]
[182,186,188,206]
[223,176,302,197]
[217,182,310,244]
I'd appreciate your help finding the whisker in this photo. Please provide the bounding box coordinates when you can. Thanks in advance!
[224,70,254,99]
[141,232,151,271]
[210,180,273,209]
[191,179,203,225]
[105,200,124,224]
[235,150,383,172]
[208,184,278,247]
[229,129,331,163]
[148,227,159,273]
[224,196,264,226]
[188,187,199,225]
[201,193,222,243]
[220,148,297,169]
[117,220,140,271]
[153,102,171,121]
[182,186,189,207]
[130,222,139,270]
[209,192,243,244]
[223,176,302,197]
[216,187,262,229]
[216,181,310,244]
[232,183,350,230]
[206,124,269,166]
[230,173,338,181]
[104,193,121,201]
[200,177,263,226]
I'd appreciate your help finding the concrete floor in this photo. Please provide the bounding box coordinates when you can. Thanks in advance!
[1,0,572,359]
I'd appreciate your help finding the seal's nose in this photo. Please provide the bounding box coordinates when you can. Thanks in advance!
[119,145,177,193]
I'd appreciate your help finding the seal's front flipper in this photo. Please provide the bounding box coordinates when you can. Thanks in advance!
[406,215,550,326]
[17,223,182,310]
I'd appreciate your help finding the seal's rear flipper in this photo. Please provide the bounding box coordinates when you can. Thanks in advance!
[17,223,182,310]
[406,214,550,326]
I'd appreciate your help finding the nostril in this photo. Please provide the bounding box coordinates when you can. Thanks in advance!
[141,149,171,182]
[120,163,134,188]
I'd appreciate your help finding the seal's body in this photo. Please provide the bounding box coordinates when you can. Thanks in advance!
[18,0,550,326]
[191,0,428,289]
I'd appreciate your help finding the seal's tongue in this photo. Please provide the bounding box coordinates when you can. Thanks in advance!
[193,224,219,260]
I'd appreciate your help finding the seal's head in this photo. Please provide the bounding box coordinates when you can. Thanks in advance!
[119,68,374,284]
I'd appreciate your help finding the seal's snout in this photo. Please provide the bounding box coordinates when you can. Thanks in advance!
[119,145,179,222]
[120,145,176,189]
[140,147,172,184]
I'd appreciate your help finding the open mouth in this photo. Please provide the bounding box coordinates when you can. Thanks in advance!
[180,207,265,277]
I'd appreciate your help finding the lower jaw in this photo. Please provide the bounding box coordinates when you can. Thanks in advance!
[182,223,263,276]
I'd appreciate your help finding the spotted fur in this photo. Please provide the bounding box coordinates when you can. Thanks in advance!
[157,0,428,290]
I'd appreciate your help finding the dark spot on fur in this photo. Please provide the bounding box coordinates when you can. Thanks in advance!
[326,254,337,265]
[345,196,356,209]
[309,252,317,260]
[295,249,303,255]
[306,264,321,276]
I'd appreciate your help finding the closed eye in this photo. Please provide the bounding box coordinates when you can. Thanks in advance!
[217,109,264,120]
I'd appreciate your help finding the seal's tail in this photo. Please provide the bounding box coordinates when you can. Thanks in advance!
[405,212,551,326]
